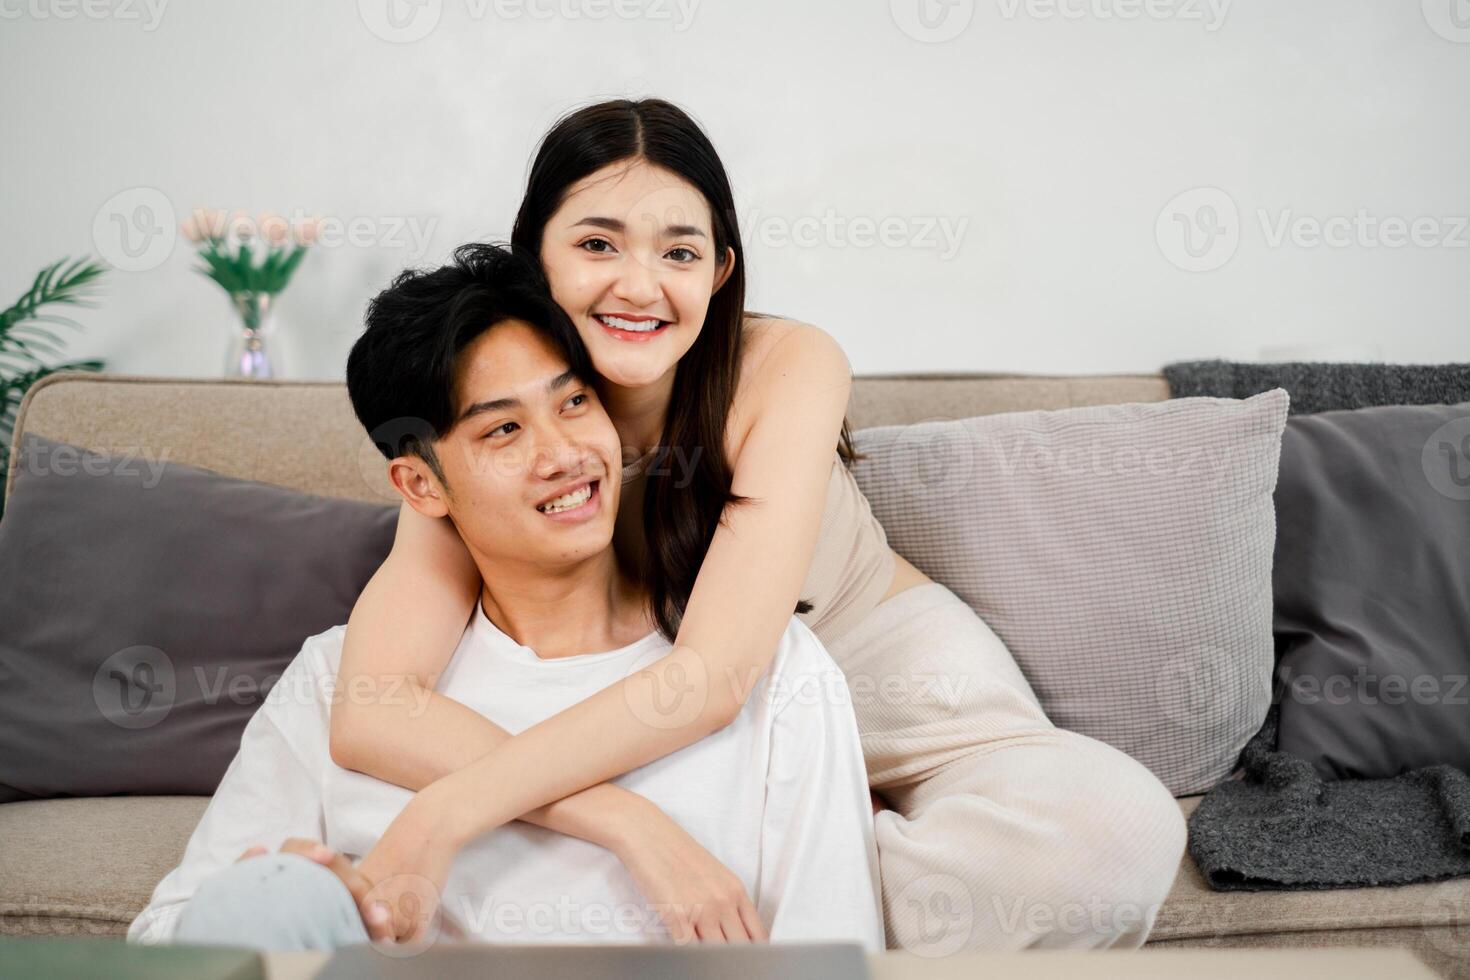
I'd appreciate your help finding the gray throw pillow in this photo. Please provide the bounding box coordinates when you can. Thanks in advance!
[1272,403,1470,780]
[850,389,1289,797]
[0,434,396,802]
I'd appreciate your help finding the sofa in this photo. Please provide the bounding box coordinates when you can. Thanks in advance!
[1,371,1465,978]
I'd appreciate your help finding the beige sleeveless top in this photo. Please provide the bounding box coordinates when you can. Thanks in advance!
[620,451,895,647]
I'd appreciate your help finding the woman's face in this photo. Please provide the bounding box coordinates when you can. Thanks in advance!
[538,158,735,390]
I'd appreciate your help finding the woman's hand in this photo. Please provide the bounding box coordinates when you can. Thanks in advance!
[614,811,769,944]
[353,794,461,948]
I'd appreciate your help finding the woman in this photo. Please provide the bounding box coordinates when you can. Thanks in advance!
[333,98,1186,951]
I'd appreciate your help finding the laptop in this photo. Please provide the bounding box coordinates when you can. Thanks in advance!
[314,941,871,980]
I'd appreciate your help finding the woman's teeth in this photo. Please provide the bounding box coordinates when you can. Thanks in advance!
[596,314,664,333]
[538,483,594,514]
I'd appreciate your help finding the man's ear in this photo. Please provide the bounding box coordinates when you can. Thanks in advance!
[711,245,736,295]
[387,455,450,519]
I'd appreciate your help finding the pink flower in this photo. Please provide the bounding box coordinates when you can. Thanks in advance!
[228,209,255,241]
[293,217,321,246]
[185,208,228,242]
[259,211,290,247]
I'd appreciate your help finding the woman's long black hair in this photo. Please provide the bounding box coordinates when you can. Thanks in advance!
[511,98,857,640]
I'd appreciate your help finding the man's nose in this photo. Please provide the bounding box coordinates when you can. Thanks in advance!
[530,431,588,480]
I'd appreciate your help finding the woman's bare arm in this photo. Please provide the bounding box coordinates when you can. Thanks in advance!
[334,531,772,942]
[365,323,854,855]
[330,501,658,853]
[331,499,478,776]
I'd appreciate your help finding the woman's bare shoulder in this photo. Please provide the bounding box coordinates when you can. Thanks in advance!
[728,315,852,456]
[739,315,847,390]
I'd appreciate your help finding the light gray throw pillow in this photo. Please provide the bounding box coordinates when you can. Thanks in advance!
[850,389,1289,796]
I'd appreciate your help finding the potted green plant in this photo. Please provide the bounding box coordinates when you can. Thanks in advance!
[0,257,107,520]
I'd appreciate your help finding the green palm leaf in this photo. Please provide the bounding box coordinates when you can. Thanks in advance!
[0,257,108,519]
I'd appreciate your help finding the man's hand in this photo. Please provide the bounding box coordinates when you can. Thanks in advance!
[233,839,395,942]
[352,794,459,947]
[615,811,769,944]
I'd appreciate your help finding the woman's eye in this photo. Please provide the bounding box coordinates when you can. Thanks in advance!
[667,246,698,263]
[578,238,614,254]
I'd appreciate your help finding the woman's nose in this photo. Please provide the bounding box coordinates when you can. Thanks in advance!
[611,254,662,308]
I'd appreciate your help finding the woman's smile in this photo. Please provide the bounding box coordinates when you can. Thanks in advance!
[593,312,672,343]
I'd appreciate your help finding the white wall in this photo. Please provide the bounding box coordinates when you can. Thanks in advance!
[2,0,1467,381]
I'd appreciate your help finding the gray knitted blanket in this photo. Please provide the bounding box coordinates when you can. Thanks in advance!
[1163,359,1470,415]
[1165,358,1470,890]
[1187,707,1470,890]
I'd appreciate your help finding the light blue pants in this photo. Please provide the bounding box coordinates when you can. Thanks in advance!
[175,853,370,952]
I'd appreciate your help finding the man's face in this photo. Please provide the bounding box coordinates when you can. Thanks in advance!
[418,319,622,570]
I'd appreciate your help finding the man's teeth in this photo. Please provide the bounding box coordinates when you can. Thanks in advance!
[597,314,663,333]
[538,483,593,514]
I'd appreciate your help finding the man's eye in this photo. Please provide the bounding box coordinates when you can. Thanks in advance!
[567,393,589,409]
[486,422,518,438]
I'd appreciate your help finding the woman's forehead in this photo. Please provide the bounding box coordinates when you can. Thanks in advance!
[555,160,712,229]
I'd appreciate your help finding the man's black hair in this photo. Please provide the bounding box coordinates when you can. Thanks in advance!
[346,242,596,488]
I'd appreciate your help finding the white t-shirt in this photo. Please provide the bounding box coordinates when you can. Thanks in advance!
[128,603,885,951]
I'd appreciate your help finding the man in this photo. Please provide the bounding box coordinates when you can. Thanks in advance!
[128,244,884,952]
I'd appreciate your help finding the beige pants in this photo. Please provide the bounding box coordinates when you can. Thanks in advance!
[824,582,1187,953]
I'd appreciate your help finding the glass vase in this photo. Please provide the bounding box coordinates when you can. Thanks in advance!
[226,292,279,379]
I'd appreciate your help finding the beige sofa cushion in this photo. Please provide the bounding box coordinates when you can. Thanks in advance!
[0,796,208,936]
[5,794,1468,954]
[846,373,1171,428]
[6,376,397,506]
[7,372,1172,506]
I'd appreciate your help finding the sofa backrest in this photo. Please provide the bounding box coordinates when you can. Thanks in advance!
[7,372,1169,505]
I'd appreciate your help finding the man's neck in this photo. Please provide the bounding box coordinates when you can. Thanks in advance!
[474,548,653,660]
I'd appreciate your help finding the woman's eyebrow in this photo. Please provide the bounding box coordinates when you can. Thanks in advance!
[571,215,708,239]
